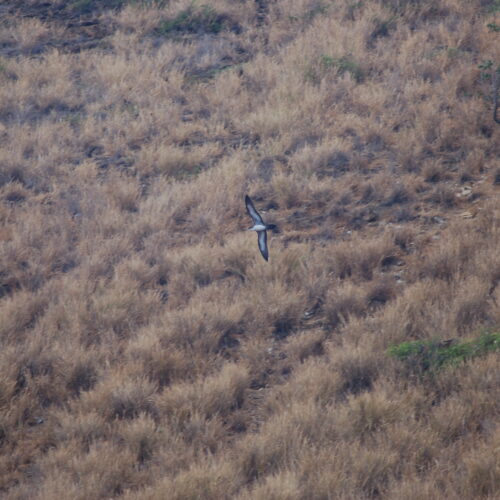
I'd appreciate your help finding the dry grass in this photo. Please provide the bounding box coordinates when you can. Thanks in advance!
[1,0,500,498]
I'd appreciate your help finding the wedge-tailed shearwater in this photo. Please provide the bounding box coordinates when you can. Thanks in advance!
[245,195,276,261]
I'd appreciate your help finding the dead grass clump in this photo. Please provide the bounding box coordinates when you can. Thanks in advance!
[419,222,492,282]
[117,414,160,465]
[306,53,365,85]
[271,297,305,340]
[135,142,219,179]
[80,375,158,422]
[392,224,418,253]
[0,51,77,123]
[336,388,403,440]
[451,277,492,333]
[365,275,397,308]
[383,182,413,207]
[2,17,52,52]
[156,4,241,37]
[106,175,141,212]
[352,447,400,497]
[0,181,29,205]
[176,253,217,289]
[40,442,147,500]
[324,281,367,330]
[334,347,380,399]
[235,470,300,500]
[289,138,352,178]
[66,356,100,396]
[88,279,161,339]
[219,239,256,283]
[159,288,246,354]
[430,354,500,441]
[383,421,441,477]
[268,358,341,409]
[11,342,67,405]
[107,380,158,421]
[0,210,77,293]
[422,159,447,183]
[373,279,453,344]
[0,290,48,343]
[126,334,192,388]
[136,460,240,500]
[248,280,306,340]
[284,329,325,363]
[425,184,457,208]
[329,232,396,280]
[53,410,108,451]
[235,410,309,483]
[462,428,500,498]
[159,363,249,422]
[429,390,492,445]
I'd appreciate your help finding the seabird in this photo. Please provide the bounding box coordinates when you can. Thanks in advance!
[245,195,276,261]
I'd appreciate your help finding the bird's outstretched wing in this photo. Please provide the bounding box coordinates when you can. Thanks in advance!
[257,231,269,261]
[245,195,264,225]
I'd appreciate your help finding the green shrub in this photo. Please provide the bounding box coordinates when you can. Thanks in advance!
[387,332,500,373]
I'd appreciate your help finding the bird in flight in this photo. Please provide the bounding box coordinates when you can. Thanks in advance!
[245,195,276,261]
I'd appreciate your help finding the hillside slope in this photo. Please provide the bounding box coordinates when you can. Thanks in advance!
[0,0,499,498]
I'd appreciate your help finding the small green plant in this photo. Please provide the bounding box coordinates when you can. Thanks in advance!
[319,55,335,68]
[157,4,232,36]
[335,56,364,82]
[63,111,84,127]
[478,59,500,81]
[174,164,204,180]
[387,332,500,373]
[445,47,466,59]
[427,45,467,60]
[487,22,500,32]
[0,58,7,75]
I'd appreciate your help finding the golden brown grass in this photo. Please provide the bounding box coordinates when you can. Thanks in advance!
[1,0,499,498]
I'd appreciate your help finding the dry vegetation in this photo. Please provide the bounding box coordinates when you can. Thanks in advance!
[1,0,500,498]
